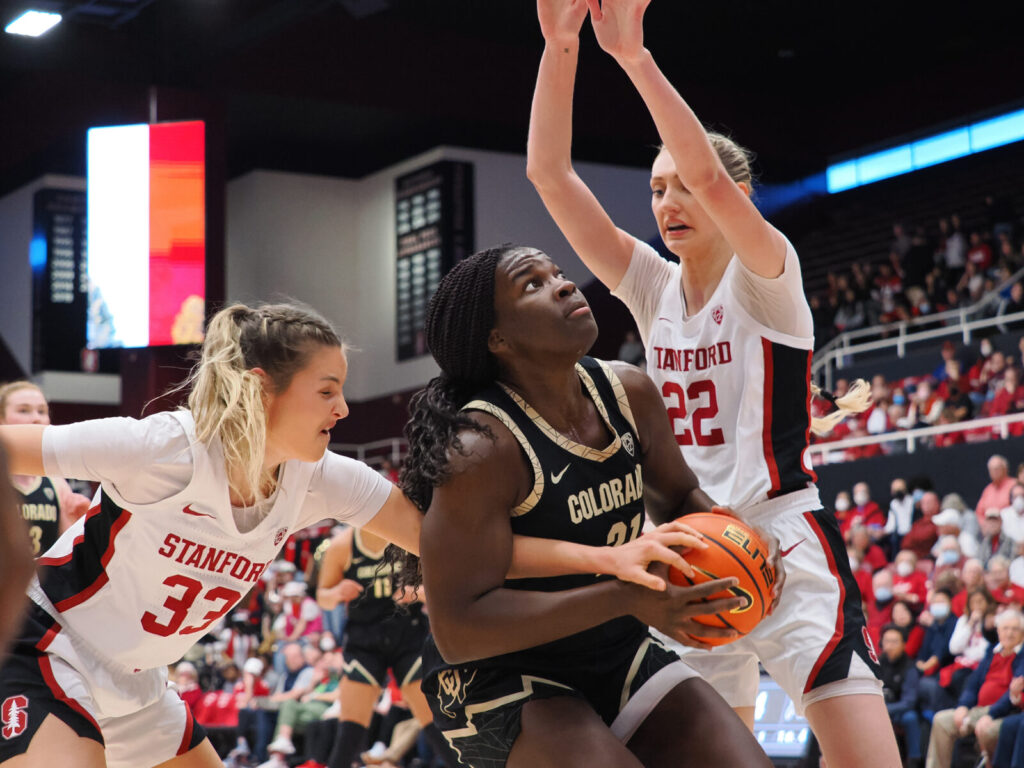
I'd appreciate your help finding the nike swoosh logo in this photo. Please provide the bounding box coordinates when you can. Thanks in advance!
[182,504,216,519]
[551,464,570,484]
[780,538,806,557]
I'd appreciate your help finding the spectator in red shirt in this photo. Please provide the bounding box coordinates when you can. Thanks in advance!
[893,549,929,606]
[903,491,941,559]
[967,231,994,272]
[848,524,889,572]
[834,489,854,531]
[977,455,1017,527]
[868,568,897,639]
[926,609,1024,768]
[953,558,987,616]
[174,661,203,713]
[848,482,887,538]
[989,367,1024,417]
[986,555,1024,606]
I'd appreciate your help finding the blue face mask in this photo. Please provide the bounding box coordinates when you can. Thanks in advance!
[930,603,951,620]
[913,489,925,504]
[875,587,893,603]
[938,550,960,566]
[893,393,906,405]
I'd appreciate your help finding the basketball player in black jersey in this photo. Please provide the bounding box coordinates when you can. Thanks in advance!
[318,527,453,768]
[397,245,772,768]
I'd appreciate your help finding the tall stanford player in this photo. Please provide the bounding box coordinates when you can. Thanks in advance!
[0,301,709,768]
[526,1,896,766]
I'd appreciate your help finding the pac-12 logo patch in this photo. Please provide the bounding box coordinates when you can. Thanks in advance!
[273,528,289,547]
[2,695,28,740]
[43,486,55,501]
[711,305,724,325]
[620,432,635,456]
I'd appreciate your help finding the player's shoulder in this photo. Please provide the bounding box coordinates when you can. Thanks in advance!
[448,410,520,475]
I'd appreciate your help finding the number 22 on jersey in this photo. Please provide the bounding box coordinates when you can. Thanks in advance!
[662,380,724,447]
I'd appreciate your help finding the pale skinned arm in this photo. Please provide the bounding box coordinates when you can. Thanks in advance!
[315,528,364,611]
[525,0,637,290]
[587,0,788,278]
[0,423,694,589]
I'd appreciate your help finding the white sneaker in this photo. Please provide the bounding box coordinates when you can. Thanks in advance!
[256,756,288,768]
[266,736,296,755]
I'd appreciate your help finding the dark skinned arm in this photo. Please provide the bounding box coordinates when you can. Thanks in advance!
[421,412,743,664]
[612,361,786,610]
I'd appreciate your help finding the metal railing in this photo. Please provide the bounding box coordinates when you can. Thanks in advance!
[808,411,1024,461]
[812,265,1024,391]
[330,437,407,467]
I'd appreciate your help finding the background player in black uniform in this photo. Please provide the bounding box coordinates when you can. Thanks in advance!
[0,382,90,555]
[397,245,773,768]
[0,440,34,657]
[317,527,452,768]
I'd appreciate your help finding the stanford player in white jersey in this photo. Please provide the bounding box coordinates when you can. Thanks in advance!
[0,301,708,768]
[526,1,899,766]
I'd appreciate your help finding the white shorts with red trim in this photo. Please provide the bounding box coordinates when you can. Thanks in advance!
[675,506,883,713]
[17,601,200,767]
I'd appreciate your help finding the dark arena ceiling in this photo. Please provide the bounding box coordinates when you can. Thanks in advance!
[1,0,1023,196]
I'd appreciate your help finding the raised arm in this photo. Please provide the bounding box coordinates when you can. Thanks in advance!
[587,0,788,278]
[422,417,742,663]
[526,0,636,289]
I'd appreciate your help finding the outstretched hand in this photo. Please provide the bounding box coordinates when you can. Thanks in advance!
[537,0,590,47]
[607,519,708,591]
[628,563,743,649]
[585,0,651,63]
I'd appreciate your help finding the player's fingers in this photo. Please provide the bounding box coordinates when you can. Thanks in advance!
[691,596,746,616]
[644,543,693,578]
[647,529,708,551]
[584,0,602,20]
[626,568,667,592]
[679,576,738,601]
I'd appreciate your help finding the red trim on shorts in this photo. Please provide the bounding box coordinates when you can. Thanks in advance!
[176,693,195,755]
[35,621,61,653]
[37,654,101,733]
[760,337,781,496]
[37,503,102,567]
[801,350,818,485]
[802,511,845,694]
[52,509,133,612]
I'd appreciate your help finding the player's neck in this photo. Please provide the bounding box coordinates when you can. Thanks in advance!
[500,362,596,440]
[678,243,731,316]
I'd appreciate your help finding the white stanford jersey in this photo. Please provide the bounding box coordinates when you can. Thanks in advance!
[30,411,388,672]
[624,240,820,516]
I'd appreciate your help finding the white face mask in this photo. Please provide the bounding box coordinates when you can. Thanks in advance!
[854,492,870,506]
[930,602,951,620]
[1013,497,1024,513]
[849,557,860,571]
[835,498,851,512]
[896,562,914,578]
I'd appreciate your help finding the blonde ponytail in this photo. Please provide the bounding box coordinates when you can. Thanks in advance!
[181,302,341,503]
[811,379,872,436]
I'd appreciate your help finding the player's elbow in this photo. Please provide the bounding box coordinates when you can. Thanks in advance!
[526,160,573,193]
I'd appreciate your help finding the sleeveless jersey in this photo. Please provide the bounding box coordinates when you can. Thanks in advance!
[641,249,821,517]
[28,411,322,672]
[344,529,421,625]
[16,476,61,556]
[423,357,647,677]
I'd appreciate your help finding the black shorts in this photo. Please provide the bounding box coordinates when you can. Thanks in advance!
[342,611,429,688]
[422,634,697,768]
[0,603,206,765]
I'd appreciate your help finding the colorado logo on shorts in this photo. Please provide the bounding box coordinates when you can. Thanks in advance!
[1,695,28,740]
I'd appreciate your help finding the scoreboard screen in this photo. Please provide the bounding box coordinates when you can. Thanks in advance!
[394,160,474,361]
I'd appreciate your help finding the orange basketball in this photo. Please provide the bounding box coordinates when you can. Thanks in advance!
[667,512,775,646]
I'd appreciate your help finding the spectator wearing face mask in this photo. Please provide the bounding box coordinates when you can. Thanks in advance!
[885,479,916,559]
[894,550,929,605]
[917,589,958,678]
[844,482,887,538]
[932,509,980,564]
[847,524,889,573]
[980,508,1017,568]
[903,491,941,560]
[1001,484,1024,544]
[868,569,898,640]
[834,490,854,531]
[968,340,996,405]
[931,535,966,576]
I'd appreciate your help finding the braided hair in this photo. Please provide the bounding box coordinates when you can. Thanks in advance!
[391,245,524,588]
